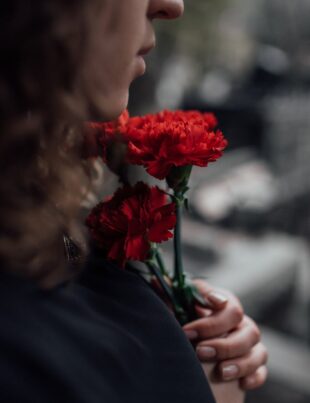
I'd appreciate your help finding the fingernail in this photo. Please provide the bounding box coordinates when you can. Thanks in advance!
[184,330,198,340]
[208,291,228,305]
[222,364,239,380]
[196,346,217,359]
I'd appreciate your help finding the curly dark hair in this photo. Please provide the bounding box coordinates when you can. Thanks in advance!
[0,1,102,286]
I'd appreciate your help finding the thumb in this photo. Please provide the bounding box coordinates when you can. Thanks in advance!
[192,280,228,311]
[205,290,229,309]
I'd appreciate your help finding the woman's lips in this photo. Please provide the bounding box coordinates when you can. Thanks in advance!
[135,55,147,77]
[134,42,155,77]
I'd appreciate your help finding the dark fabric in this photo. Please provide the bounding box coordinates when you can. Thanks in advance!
[0,257,216,403]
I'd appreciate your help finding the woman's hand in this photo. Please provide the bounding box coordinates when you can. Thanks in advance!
[182,280,268,391]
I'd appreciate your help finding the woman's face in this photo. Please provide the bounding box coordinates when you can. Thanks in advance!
[86,0,184,120]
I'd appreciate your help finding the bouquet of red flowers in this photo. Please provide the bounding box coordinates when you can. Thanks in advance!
[85,109,228,324]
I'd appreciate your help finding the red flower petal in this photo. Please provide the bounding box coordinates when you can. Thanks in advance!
[124,110,228,179]
[86,182,176,267]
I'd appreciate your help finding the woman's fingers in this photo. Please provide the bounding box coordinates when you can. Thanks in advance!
[185,280,268,391]
[196,316,261,361]
[183,297,244,340]
[216,342,268,382]
[192,280,229,310]
[240,365,268,390]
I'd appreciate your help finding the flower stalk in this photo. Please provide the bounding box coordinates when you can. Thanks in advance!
[146,254,187,321]
[154,247,169,277]
[85,109,228,326]
[173,195,185,288]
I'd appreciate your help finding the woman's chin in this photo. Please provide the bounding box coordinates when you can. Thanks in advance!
[87,90,129,122]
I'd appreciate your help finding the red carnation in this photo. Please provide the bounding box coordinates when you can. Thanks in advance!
[86,182,176,267]
[124,110,228,180]
[85,109,227,187]
[84,110,130,160]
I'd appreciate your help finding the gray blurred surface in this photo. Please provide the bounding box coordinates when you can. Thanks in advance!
[162,217,310,401]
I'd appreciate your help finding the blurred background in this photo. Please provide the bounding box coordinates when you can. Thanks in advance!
[129,0,310,401]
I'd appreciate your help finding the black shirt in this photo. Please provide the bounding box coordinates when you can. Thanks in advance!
[0,257,216,403]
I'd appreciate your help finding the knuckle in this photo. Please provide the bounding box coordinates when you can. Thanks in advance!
[252,366,268,388]
[231,304,244,324]
[251,324,261,344]
[199,319,216,338]
[244,358,257,375]
[224,343,237,359]
[217,341,233,359]
[245,375,259,389]
[207,323,223,338]
[241,366,268,390]
[218,337,243,360]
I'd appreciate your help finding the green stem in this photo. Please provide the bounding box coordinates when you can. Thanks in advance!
[146,260,185,320]
[173,196,185,288]
[147,261,174,303]
[154,248,169,277]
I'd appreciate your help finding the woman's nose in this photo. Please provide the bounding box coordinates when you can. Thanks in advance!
[148,0,184,20]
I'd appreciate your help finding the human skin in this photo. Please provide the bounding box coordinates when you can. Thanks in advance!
[90,0,268,395]
[185,281,268,391]
[85,0,184,120]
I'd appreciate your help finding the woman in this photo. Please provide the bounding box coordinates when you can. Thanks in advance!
[0,0,267,402]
